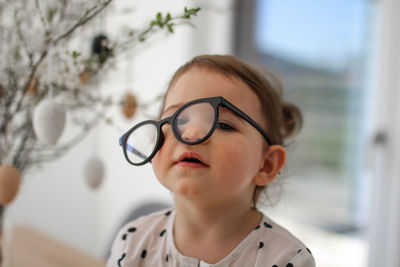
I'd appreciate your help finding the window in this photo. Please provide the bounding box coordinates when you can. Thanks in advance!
[234,0,372,237]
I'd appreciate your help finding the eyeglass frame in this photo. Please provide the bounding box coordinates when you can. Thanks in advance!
[119,96,273,166]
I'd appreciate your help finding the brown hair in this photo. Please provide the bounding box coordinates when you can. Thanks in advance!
[162,55,303,205]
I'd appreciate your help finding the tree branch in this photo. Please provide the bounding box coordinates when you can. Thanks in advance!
[14,10,34,66]
[0,69,19,136]
[0,2,201,177]
[2,1,114,137]
[34,0,50,37]
[52,0,113,46]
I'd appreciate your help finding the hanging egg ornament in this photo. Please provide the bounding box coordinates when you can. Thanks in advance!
[79,71,91,85]
[91,34,112,65]
[0,165,21,205]
[33,98,66,145]
[122,93,138,119]
[84,157,105,190]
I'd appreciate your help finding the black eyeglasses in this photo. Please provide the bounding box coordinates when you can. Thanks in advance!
[119,96,272,166]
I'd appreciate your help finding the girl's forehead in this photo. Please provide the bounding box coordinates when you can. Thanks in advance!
[164,68,263,122]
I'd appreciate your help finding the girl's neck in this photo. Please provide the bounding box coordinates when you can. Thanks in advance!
[173,196,263,263]
[175,196,259,229]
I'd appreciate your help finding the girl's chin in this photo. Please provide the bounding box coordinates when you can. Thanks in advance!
[166,180,211,198]
[174,185,203,197]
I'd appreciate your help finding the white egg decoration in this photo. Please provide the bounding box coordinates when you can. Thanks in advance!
[84,157,105,190]
[33,98,66,145]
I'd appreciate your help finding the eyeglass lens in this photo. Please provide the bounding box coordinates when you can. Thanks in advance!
[124,102,215,164]
[125,123,158,164]
[175,102,214,143]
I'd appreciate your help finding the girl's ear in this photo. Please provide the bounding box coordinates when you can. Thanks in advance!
[254,145,286,186]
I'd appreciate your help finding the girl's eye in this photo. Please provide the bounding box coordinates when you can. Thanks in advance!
[177,117,188,125]
[217,122,235,131]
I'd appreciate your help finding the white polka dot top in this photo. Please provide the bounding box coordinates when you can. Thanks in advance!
[106,209,315,267]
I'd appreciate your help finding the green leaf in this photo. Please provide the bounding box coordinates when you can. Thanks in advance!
[166,13,172,22]
[167,24,174,33]
[182,7,201,18]
[72,51,81,59]
[156,12,162,22]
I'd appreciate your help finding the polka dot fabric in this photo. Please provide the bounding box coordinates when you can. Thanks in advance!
[106,209,315,267]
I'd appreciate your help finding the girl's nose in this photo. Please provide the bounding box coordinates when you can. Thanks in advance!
[181,126,207,143]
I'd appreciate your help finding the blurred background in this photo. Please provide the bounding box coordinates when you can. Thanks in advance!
[2,0,400,266]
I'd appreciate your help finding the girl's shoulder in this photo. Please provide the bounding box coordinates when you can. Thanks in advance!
[254,214,315,266]
[108,208,175,256]
[259,215,307,247]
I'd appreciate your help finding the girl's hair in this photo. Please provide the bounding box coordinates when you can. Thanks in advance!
[162,55,303,204]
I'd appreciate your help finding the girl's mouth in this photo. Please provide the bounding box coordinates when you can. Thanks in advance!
[176,152,209,168]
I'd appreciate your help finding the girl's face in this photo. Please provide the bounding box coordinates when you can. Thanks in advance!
[152,68,270,205]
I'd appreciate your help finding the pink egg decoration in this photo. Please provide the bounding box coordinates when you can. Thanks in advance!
[0,165,21,205]
[122,93,138,119]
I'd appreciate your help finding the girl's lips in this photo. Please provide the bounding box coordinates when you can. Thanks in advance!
[176,161,208,168]
[176,151,209,168]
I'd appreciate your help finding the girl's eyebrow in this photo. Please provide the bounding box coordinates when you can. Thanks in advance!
[162,103,183,116]
[219,107,246,126]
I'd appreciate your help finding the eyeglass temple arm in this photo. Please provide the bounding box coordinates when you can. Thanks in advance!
[221,99,272,145]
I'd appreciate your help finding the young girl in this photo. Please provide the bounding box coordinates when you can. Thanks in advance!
[108,55,315,267]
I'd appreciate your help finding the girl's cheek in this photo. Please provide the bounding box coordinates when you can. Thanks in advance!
[219,140,260,172]
[151,138,171,176]
[151,151,163,174]
[218,145,244,167]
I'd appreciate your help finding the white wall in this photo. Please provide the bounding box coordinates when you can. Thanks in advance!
[6,0,234,259]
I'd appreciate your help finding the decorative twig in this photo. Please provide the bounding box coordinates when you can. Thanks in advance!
[139,7,200,42]
[13,10,34,66]
[0,69,19,137]
[34,0,50,37]
[52,0,113,46]
[2,1,114,136]
[0,2,200,176]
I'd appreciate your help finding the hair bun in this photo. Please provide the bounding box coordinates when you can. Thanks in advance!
[281,102,303,139]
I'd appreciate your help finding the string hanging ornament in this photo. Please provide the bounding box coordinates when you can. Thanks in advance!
[121,50,164,120]
[121,48,138,119]
[79,33,112,85]
[32,44,66,145]
[81,8,113,86]
[83,73,105,191]
[83,15,107,191]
